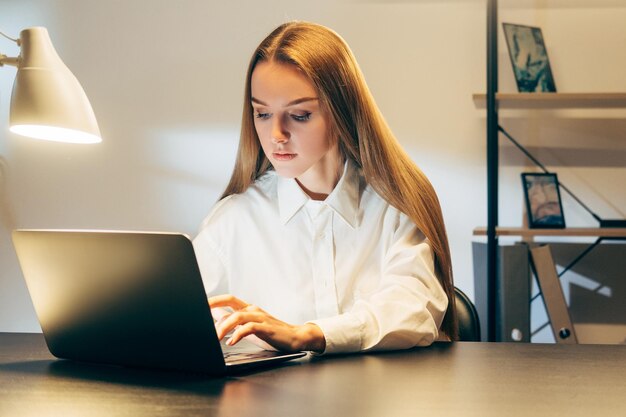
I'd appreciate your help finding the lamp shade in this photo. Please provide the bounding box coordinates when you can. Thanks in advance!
[9,27,101,143]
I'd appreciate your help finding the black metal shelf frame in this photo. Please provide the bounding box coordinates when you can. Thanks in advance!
[486,0,499,342]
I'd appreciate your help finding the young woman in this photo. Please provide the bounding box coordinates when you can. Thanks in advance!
[193,21,457,354]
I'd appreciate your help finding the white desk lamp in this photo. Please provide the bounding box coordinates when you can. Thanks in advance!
[0,27,101,144]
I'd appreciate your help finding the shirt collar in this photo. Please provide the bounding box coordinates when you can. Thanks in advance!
[276,160,361,228]
[277,173,309,225]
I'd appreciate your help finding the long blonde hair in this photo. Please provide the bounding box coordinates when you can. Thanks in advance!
[221,21,457,339]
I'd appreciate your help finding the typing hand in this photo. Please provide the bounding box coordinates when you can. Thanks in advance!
[211,306,277,351]
[209,294,326,353]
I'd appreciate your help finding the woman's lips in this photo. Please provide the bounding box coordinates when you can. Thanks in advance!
[273,152,297,161]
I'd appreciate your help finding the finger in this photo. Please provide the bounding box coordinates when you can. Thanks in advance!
[228,324,299,352]
[215,311,267,340]
[227,322,270,346]
[213,304,262,326]
[211,307,232,323]
[208,294,249,311]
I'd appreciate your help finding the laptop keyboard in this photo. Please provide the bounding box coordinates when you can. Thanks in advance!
[223,350,283,364]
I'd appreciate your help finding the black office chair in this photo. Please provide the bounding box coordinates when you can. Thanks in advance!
[454,287,481,342]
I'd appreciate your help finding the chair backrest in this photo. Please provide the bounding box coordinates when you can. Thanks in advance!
[454,287,481,342]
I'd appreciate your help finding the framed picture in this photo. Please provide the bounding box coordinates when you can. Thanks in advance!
[503,23,557,93]
[521,173,565,229]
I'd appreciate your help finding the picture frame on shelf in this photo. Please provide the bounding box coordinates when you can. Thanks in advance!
[521,173,565,229]
[503,23,557,93]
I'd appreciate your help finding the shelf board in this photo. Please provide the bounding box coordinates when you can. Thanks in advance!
[473,93,626,109]
[473,227,626,238]
[499,0,626,8]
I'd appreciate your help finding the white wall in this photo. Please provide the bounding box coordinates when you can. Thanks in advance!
[1,0,625,334]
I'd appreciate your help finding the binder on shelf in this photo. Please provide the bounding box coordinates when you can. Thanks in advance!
[472,242,531,343]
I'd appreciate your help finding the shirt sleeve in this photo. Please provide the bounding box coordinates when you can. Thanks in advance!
[308,215,448,354]
[192,216,230,298]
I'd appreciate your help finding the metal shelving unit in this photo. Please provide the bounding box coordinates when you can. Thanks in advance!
[482,1,626,342]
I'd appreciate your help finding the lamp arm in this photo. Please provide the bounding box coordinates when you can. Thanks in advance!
[1,29,20,67]
[0,54,19,67]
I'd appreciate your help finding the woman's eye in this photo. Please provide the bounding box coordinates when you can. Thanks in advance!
[254,112,271,120]
[291,112,311,122]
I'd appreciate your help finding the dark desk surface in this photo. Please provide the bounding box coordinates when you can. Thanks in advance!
[1,333,625,417]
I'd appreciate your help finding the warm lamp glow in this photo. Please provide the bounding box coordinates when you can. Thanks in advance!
[1,27,101,144]
[9,125,101,144]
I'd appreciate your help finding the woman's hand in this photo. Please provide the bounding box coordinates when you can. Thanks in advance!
[209,294,326,353]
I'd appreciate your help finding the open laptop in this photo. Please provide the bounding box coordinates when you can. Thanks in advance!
[12,229,306,375]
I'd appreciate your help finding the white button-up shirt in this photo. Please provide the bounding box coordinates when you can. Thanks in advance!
[193,161,448,354]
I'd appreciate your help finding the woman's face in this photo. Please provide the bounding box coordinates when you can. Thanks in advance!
[250,61,341,193]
